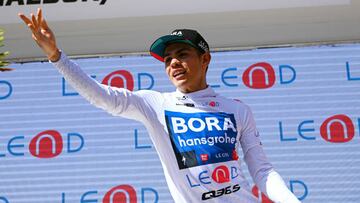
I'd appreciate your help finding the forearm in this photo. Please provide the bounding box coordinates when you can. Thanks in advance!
[244,146,300,203]
[265,171,301,203]
[51,51,122,113]
[239,105,300,202]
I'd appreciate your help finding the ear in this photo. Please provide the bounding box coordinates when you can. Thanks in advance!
[201,52,211,70]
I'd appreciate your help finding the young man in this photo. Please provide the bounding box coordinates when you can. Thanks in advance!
[19,9,301,203]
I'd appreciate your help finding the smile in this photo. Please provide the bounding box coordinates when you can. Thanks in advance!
[173,70,186,78]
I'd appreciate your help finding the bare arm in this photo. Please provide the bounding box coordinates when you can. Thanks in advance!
[18,8,60,62]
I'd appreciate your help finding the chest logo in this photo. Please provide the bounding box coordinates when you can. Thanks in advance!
[165,111,238,169]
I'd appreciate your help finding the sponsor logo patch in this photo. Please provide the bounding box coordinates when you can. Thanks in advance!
[201,184,241,200]
[165,111,238,169]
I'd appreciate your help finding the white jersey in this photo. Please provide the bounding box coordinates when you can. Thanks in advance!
[52,52,301,203]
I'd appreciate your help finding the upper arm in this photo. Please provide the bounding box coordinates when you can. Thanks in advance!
[239,105,273,192]
[113,89,162,123]
[239,104,261,155]
[52,53,162,124]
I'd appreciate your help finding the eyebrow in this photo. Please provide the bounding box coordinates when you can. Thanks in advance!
[164,47,191,58]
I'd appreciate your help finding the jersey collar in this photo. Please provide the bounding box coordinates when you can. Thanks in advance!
[175,86,218,98]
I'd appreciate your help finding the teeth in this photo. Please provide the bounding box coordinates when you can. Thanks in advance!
[174,71,185,77]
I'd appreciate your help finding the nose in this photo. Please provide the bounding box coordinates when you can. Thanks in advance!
[170,57,181,68]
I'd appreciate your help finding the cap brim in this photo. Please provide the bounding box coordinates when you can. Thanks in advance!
[150,35,197,62]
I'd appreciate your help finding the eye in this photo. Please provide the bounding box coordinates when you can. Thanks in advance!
[178,52,188,58]
[164,57,172,64]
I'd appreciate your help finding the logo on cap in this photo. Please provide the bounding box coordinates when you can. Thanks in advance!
[171,31,183,36]
[198,41,209,52]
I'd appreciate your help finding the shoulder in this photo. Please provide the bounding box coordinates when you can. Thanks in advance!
[217,95,252,112]
[134,89,162,97]
[133,89,164,103]
[134,89,181,100]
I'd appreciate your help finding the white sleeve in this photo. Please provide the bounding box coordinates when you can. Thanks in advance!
[240,105,301,203]
[51,51,160,123]
[266,171,302,203]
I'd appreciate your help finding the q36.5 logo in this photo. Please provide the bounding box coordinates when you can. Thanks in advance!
[199,165,241,200]
[62,69,154,96]
[0,130,84,159]
[279,114,359,143]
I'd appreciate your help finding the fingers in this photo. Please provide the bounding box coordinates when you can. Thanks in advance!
[0,67,14,72]
[18,8,58,59]
[18,13,37,33]
[37,8,42,21]
[20,9,52,44]
[19,8,50,34]
[37,8,43,28]
[19,9,46,38]
[18,13,32,26]
[31,13,39,30]
[42,19,50,30]
[32,34,38,41]
[40,12,51,31]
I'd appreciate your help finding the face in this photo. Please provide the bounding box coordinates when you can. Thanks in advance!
[163,43,211,93]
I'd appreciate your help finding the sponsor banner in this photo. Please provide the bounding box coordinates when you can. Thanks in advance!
[0,0,351,24]
[0,43,359,202]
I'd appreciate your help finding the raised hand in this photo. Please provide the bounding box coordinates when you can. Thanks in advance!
[19,8,60,62]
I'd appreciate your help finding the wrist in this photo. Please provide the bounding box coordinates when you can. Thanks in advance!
[48,48,61,62]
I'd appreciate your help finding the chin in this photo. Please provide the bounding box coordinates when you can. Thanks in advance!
[174,85,188,92]
[172,79,187,88]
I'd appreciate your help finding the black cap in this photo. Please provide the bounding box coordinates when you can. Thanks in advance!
[149,29,209,62]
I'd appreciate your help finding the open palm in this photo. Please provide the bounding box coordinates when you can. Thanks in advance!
[19,8,60,61]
